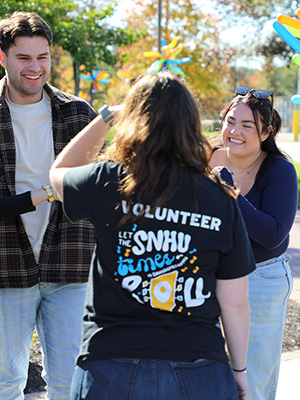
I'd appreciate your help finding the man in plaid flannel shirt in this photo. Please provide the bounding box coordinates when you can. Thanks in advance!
[0,12,97,400]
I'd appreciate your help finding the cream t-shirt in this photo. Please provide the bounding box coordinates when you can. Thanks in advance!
[6,90,54,263]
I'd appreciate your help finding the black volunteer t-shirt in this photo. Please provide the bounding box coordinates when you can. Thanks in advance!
[63,161,255,364]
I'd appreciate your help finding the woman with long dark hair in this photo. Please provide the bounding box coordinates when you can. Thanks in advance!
[210,86,298,400]
[50,73,255,400]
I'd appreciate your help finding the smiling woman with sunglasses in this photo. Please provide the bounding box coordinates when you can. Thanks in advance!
[210,88,298,400]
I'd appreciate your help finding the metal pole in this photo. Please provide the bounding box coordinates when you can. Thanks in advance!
[158,0,162,52]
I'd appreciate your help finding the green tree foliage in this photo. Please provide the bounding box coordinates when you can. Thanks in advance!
[215,0,298,20]
[265,64,298,95]
[0,0,142,94]
[215,0,299,64]
[257,33,295,66]
[215,0,299,93]
[105,0,238,118]
[160,0,238,117]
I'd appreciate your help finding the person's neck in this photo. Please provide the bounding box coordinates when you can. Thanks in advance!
[6,86,43,105]
[225,150,263,176]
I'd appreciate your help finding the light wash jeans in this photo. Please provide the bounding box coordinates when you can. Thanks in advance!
[0,282,87,400]
[70,358,239,400]
[247,254,293,400]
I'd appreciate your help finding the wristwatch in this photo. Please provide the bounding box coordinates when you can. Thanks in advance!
[99,104,114,124]
[42,184,55,203]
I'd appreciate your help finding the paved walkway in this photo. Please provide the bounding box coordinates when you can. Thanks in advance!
[24,132,300,400]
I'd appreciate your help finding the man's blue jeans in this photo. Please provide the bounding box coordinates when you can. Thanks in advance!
[247,254,293,400]
[70,358,239,400]
[0,282,87,400]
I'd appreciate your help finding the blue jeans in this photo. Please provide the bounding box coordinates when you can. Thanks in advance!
[247,254,292,400]
[70,358,238,400]
[0,282,87,400]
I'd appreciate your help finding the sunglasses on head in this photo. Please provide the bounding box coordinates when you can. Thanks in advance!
[235,86,273,100]
[235,86,273,123]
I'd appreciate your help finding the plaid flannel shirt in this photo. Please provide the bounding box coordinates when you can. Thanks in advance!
[0,77,97,288]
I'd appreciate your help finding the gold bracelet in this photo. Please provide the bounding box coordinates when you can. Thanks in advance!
[42,184,55,203]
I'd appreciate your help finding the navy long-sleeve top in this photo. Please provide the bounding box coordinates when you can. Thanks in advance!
[220,153,298,263]
[0,191,35,220]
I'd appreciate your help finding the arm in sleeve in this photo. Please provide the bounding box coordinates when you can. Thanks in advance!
[62,163,100,223]
[219,167,236,188]
[0,191,35,220]
[217,201,255,280]
[238,160,298,248]
[50,106,121,200]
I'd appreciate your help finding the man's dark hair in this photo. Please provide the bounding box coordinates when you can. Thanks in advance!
[0,11,53,54]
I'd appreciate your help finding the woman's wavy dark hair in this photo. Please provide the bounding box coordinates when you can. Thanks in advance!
[221,92,288,159]
[99,72,236,217]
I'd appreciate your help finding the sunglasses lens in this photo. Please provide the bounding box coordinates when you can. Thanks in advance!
[235,86,252,95]
[130,77,138,86]
[253,90,273,99]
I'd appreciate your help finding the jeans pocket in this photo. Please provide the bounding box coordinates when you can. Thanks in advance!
[170,360,238,400]
[110,357,140,365]
[254,260,290,280]
[170,358,215,368]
